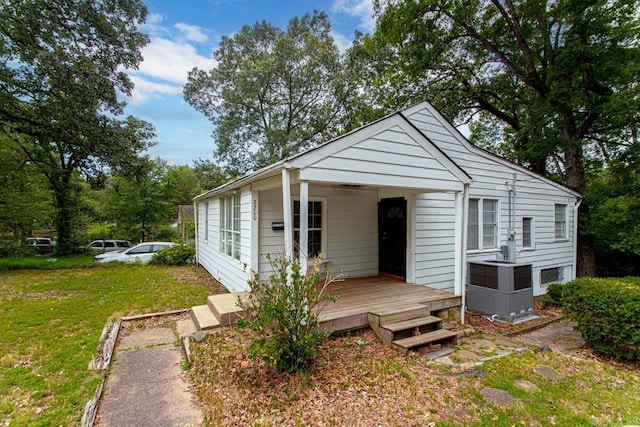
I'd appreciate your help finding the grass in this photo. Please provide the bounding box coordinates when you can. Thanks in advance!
[0,262,212,426]
[190,328,640,426]
[0,255,96,270]
[3,262,640,426]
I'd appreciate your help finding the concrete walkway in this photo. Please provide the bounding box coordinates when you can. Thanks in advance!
[92,315,583,426]
[95,327,202,427]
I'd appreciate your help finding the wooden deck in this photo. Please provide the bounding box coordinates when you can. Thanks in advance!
[317,276,461,333]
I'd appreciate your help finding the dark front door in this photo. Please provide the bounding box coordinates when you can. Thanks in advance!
[378,197,407,280]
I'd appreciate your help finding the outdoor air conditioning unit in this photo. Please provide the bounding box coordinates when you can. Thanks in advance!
[466,260,534,323]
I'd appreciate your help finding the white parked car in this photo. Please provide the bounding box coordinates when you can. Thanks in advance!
[94,242,174,264]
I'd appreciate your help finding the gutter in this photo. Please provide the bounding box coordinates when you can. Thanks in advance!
[572,197,583,280]
[193,159,287,201]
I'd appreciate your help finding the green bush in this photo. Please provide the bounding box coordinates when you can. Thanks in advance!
[0,239,34,258]
[236,254,338,373]
[563,277,640,361]
[540,282,565,307]
[149,244,195,266]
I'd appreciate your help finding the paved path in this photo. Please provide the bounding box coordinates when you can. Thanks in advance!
[510,320,586,353]
[95,327,202,427]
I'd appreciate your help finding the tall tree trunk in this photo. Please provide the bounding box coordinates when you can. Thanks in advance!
[51,174,80,255]
[564,143,596,276]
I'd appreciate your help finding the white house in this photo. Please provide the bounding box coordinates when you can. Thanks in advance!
[193,101,581,312]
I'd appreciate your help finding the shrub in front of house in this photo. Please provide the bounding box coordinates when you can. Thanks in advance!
[149,244,195,266]
[539,282,565,307]
[563,277,640,361]
[236,254,338,373]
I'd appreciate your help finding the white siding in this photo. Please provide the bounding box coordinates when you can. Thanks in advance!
[300,126,464,191]
[406,105,578,295]
[258,184,379,279]
[196,186,252,292]
[414,193,457,292]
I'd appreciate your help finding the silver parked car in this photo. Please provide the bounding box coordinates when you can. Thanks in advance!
[94,242,174,264]
[25,237,54,255]
[87,240,131,252]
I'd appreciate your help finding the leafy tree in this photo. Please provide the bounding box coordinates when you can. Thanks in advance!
[367,0,640,194]
[580,137,640,276]
[192,159,231,192]
[367,0,640,275]
[184,11,351,173]
[162,165,202,207]
[0,136,54,239]
[105,157,173,243]
[0,0,154,253]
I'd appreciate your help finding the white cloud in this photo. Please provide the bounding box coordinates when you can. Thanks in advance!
[174,22,208,43]
[126,29,216,105]
[141,13,168,37]
[127,76,183,105]
[332,0,376,32]
[331,30,353,53]
[136,37,215,85]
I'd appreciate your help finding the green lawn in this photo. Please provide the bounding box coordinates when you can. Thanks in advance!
[0,263,211,426]
[3,264,640,426]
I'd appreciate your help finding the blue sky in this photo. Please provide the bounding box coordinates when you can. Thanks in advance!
[123,0,376,165]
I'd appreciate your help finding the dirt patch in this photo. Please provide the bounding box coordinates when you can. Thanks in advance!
[170,266,227,295]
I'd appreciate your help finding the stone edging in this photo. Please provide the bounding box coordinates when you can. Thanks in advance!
[80,308,190,427]
[503,315,566,337]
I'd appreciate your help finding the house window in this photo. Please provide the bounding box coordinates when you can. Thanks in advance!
[555,204,567,239]
[522,217,533,248]
[541,267,563,285]
[293,200,323,258]
[467,198,498,250]
[220,193,241,260]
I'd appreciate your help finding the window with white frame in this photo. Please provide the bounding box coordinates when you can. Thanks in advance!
[555,204,567,239]
[522,217,533,248]
[467,198,498,250]
[293,200,323,258]
[220,193,241,260]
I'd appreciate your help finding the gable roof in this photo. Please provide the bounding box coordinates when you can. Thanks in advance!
[403,101,582,198]
[195,100,581,201]
[195,110,471,201]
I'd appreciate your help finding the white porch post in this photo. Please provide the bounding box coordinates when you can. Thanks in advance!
[299,180,309,273]
[282,169,293,261]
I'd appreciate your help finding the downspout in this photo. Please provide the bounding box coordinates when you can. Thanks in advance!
[193,200,199,266]
[572,198,583,280]
[460,184,470,324]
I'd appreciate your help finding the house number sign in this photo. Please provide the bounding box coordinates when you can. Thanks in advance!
[252,199,258,221]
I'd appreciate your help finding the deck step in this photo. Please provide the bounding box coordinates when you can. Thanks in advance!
[369,303,431,324]
[381,315,442,333]
[191,305,220,331]
[392,329,458,354]
[207,292,250,326]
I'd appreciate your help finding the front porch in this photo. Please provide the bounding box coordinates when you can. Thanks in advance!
[190,276,461,340]
[317,276,461,332]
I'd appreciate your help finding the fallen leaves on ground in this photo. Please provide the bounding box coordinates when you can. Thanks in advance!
[190,328,483,426]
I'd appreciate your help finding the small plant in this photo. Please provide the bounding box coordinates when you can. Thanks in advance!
[149,244,195,266]
[236,253,339,373]
[546,282,565,306]
[563,277,640,361]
